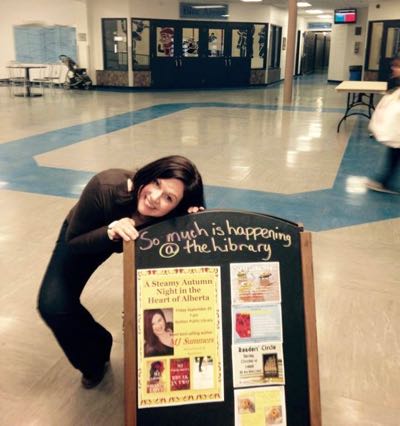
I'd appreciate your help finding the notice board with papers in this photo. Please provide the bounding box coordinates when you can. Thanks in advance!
[123,210,321,426]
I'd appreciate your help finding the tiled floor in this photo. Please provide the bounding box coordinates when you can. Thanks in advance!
[0,74,399,425]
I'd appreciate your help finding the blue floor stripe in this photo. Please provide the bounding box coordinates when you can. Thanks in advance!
[1,102,398,231]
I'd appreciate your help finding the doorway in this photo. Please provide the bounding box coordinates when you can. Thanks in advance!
[301,31,330,74]
[378,20,400,81]
[150,20,254,88]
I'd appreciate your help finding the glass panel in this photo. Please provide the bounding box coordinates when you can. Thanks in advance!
[251,24,267,69]
[368,22,383,70]
[132,19,150,70]
[157,27,174,57]
[208,29,224,57]
[385,27,400,58]
[103,19,128,71]
[268,25,282,68]
[232,28,248,57]
[182,27,199,57]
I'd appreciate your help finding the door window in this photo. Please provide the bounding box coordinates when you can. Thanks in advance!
[132,19,150,70]
[208,29,224,57]
[367,22,383,70]
[157,27,175,57]
[232,28,248,57]
[385,27,400,58]
[182,27,199,57]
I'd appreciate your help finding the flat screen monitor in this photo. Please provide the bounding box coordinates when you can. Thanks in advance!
[334,8,357,24]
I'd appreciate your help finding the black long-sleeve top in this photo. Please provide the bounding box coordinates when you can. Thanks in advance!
[65,169,135,254]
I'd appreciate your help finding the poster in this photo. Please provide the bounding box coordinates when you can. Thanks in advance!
[230,262,281,305]
[235,386,287,426]
[232,304,283,344]
[232,342,285,388]
[137,266,223,408]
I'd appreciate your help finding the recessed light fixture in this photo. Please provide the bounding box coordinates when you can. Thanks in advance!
[305,9,324,14]
[240,0,263,3]
[317,14,332,19]
[297,2,312,7]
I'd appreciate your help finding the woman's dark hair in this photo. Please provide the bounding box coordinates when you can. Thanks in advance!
[124,155,204,216]
[144,309,168,347]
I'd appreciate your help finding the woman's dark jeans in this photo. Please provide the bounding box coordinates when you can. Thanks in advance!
[38,221,113,376]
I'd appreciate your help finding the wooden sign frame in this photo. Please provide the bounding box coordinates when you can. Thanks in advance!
[123,210,321,426]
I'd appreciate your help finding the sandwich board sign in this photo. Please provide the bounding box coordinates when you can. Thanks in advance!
[123,210,321,426]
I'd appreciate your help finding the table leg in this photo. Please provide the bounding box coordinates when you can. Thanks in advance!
[25,67,31,97]
[368,94,374,118]
[337,93,351,132]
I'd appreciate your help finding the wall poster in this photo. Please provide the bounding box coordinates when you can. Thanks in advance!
[235,386,287,426]
[137,266,224,408]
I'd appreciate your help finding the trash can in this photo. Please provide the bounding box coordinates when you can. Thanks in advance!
[349,65,362,81]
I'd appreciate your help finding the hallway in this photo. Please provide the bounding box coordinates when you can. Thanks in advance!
[0,75,399,425]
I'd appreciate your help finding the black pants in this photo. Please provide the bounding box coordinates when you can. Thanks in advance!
[378,146,400,188]
[38,221,113,376]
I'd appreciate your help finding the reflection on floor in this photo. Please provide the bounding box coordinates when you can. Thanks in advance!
[0,73,399,426]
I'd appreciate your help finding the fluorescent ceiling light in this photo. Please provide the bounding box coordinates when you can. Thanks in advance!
[241,0,262,2]
[317,14,332,19]
[192,5,225,8]
[297,2,312,7]
[305,9,323,14]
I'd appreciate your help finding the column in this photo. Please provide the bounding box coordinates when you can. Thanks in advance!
[283,0,297,103]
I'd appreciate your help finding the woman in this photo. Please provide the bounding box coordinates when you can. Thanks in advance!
[144,309,174,357]
[367,56,400,194]
[38,155,204,388]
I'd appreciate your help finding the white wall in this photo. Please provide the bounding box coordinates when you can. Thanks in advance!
[368,1,400,20]
[327,7,368,81]
[0,0,88,79]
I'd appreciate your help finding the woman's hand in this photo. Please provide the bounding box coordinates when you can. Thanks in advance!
[187,206,205,214]
[107,218,139,241]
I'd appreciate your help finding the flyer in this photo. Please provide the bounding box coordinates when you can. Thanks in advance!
[232,342,285,388]
[234,386,287,426]
[230,262,281,305]
[137,266,224,408]
[232,304,283,344]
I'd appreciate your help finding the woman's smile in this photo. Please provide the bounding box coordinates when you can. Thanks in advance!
[137,178,184,217]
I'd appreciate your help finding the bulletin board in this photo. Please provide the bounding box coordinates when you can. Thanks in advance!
[123,210,321,426]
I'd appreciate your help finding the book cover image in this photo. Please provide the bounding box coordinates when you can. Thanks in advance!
[193,356,214,390]
[146,360,166,393]
[170,358,190,391]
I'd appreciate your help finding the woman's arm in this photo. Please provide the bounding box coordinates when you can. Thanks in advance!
[65,174,121,253]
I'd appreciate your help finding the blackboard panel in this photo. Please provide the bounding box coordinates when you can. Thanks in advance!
[131,210,314,426]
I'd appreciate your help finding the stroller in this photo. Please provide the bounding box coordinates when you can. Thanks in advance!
[59,55,92,90]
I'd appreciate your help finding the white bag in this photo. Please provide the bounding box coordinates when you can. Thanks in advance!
[368,87,400,148]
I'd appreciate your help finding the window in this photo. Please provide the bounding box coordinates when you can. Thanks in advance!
[208,29,224,57]
[102,18,128,71]
[366,22,383,71]
[268,25,282,68]
[251,24,267,69]
[132,19,150,70]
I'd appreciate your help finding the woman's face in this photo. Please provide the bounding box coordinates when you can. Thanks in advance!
[151,313,166,336]
[137,178,184,218]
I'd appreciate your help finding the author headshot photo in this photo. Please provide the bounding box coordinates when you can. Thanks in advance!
[144,308,174,357]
